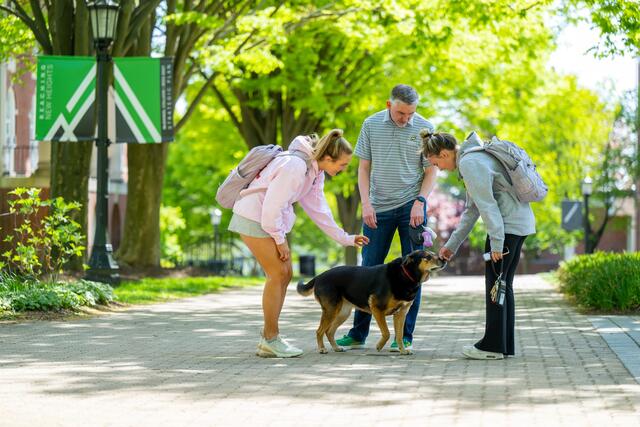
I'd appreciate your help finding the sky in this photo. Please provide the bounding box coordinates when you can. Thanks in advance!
[548,20,638,98]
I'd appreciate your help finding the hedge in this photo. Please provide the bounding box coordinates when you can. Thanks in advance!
[557,252,640,312]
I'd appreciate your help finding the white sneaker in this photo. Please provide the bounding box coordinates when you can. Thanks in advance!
[257,335,303,358]
[462,345,504,360]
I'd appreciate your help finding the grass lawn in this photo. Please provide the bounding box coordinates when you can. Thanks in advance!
[0,275,265,322]
[114,276,264,305]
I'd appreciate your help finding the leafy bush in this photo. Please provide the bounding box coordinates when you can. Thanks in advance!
[0,272,114,313]
[1,187,84,281]
[557,252,640,312]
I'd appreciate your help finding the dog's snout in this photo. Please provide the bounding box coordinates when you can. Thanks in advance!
[437,257,448,270]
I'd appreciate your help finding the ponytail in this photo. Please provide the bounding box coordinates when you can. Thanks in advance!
[311,129,352,161]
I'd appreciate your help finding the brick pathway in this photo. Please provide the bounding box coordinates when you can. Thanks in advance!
[1,274,639,426]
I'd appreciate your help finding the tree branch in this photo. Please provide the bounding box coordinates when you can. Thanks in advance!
[210,82,244,139]
[2,2,53,54]
[121,0,161,54]
[174,68,217,132]
[29,0,53,51]
[165,0,178,55]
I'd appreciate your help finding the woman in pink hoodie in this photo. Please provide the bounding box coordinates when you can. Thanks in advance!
[229,129,369,358]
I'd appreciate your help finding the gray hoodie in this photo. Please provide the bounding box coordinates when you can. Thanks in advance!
[443,138,536,254]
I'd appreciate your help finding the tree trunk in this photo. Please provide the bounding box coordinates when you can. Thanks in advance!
[50,141,93,269]
[636,59,640,252]
[48,2,91,270]
[114,7,167,267]
[116,143,168,267]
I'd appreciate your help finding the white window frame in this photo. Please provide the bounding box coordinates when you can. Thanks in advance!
[3,86,16,176]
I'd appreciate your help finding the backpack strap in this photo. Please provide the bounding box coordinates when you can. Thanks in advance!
[278,150,312,176]
[460,145,485,157]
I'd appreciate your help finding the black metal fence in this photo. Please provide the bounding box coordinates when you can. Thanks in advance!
[177,230,259,276]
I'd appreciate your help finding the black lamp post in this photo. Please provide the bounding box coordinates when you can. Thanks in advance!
[581,176,593,254]
[85,0,120,284]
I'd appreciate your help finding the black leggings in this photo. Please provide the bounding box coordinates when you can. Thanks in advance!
[475,234,527,355]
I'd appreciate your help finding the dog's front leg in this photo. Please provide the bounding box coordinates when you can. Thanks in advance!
[371,308,390,351]
[393,303,413,355]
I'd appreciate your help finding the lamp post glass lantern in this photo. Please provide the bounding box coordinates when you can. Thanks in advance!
[87,0,119,43]
[85,0,120,284]
[581,177,593,197]
[582,176,593,254]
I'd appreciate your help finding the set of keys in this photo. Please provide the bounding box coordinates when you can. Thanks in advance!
[490,273,507,307]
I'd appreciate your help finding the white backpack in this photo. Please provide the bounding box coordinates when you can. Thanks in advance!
[215,144,310,209]
[462,132,548,203]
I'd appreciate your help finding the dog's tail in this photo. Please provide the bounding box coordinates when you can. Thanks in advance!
[296,278,315,296]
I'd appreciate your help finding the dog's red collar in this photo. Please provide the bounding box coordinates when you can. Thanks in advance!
[400,264,416,282]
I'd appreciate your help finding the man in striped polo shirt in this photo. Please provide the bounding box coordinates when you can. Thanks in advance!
[336,84,437,352]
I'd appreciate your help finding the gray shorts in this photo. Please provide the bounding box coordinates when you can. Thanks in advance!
[228,213,270,238]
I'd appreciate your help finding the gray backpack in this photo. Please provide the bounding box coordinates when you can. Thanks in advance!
[215,144,310,209]
[462,132,548,203]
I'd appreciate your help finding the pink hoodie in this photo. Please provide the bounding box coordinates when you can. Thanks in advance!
[232,136,356,246]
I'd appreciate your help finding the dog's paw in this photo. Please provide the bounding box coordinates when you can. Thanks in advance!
[318,347,328,354]
[333,346,346,352]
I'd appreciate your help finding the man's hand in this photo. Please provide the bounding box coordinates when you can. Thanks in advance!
[276,242,290,262]
[410,199,425,227]
[439,247,454,261]
[362,202,377,229]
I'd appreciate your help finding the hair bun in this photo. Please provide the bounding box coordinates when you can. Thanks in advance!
[419,128,433,139]
[332,129,344,138]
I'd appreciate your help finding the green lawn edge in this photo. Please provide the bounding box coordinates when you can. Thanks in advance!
[114,276,265,305]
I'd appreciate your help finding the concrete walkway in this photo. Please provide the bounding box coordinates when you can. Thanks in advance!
[1,275,639,426]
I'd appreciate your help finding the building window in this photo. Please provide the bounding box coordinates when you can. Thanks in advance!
[3,86,16,176]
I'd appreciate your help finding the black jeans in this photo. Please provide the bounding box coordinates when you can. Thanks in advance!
[475,233,527,355]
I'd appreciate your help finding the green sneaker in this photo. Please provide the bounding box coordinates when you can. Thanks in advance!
[335,335,365,349]
[390,338,413,352]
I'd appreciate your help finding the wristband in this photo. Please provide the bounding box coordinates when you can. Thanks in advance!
[415,196,427,226]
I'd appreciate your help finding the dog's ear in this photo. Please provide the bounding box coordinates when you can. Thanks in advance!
[401,252,416,265]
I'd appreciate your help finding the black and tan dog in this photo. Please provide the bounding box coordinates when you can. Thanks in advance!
[297,250,445,355]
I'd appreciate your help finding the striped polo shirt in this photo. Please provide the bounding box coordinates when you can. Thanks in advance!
[355,109,434,212]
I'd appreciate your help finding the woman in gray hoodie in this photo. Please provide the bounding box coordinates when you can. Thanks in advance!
[420,130,535,360]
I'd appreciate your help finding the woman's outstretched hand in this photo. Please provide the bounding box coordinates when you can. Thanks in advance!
[439,247,453,261]
[354,235,370,247]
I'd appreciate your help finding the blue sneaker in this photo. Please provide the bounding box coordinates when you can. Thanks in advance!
[390,338,412,352]
[335,335,365,349]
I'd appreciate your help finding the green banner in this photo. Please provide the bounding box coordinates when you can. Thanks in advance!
[113,57,174,143]
[35,56,174,143]
[35,56,96,142]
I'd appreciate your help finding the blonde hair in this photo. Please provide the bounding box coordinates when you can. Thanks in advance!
[308,129,352,161]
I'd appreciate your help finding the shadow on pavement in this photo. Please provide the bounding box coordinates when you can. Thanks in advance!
[0,277,638,415]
